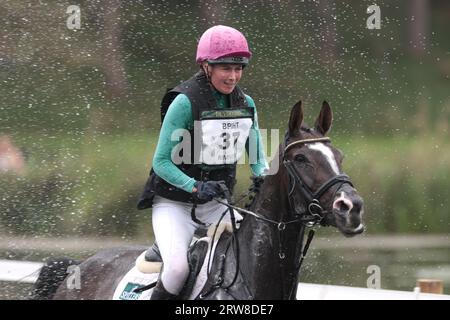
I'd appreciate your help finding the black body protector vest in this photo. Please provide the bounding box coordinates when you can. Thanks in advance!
[137,71,254,209]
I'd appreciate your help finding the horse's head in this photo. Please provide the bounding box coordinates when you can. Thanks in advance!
[282,100,364,237]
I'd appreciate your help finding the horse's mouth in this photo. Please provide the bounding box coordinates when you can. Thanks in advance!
[331,207,364,237]
[340,223,365,237]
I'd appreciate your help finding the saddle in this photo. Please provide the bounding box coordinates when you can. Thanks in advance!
[135,222,235,300]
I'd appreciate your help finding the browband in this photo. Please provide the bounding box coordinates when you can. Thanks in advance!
[284,137,331,153]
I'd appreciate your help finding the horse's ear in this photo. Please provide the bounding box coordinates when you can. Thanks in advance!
[288,100,304,137]
[314,101,333,135]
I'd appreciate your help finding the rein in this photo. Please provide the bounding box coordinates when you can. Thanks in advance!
[210,135,355,299]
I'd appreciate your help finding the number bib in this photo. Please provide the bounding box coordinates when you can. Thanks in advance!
[198,117,253,165]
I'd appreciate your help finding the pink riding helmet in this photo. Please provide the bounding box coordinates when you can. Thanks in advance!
[196,25,252,65]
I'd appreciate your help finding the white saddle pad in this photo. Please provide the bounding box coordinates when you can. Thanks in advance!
[113,223,232,300]
[112,238,215,300]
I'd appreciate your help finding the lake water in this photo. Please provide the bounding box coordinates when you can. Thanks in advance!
[1,235,449,299]
[301,246,450,294]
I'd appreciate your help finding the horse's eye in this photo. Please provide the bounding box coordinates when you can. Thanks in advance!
[294,154,308,163]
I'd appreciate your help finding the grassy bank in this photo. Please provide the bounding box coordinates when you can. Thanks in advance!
[0,132,448,236]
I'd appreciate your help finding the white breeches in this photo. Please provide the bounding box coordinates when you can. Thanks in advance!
[151,195,241,295]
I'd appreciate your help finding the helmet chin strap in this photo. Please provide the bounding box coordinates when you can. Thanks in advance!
[202,63,212,81]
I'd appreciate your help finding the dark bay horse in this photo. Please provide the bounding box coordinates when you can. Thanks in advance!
[31,101,364,300]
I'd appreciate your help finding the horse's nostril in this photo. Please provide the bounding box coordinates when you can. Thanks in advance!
[333,198,353,213]
[338,201,349,212]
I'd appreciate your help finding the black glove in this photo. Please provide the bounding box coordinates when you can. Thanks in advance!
[193,180,226,202]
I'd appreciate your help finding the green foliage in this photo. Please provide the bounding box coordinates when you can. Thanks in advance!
[1,1,449,136]
[1,1,449,236]
[0,134,154,236]
[1,134,448,236]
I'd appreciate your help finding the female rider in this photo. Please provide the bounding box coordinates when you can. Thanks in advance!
[138,25,268,299]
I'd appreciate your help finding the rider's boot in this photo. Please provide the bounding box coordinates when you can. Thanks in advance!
[145,242,162,262]
[150,281,178,300]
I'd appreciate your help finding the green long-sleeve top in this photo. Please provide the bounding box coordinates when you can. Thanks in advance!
[152,90,269,193]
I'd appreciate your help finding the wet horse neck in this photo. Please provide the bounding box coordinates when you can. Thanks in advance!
[236,173,303,299]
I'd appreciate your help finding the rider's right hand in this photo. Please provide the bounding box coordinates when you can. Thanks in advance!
[192,180,225,202]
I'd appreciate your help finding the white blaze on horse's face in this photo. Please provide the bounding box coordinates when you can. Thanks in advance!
[307,142,354,215]
[307,142,340,175]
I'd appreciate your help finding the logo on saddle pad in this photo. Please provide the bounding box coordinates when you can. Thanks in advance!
[119,283,142,300]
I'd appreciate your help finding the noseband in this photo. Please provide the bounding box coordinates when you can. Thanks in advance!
[283,136,354,226]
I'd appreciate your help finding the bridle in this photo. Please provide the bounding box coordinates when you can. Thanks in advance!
[283,136,354,226]
[216,135,355,236]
